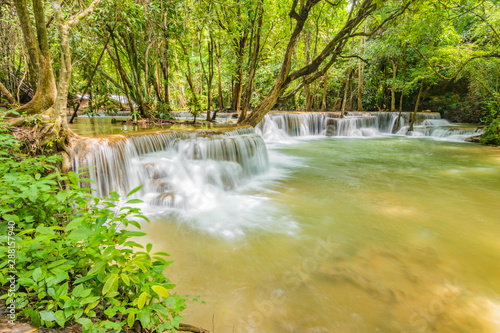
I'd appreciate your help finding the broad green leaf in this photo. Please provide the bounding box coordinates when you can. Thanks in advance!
[151,285,170,298]
[33,268,42,282]
[120,273,130,286]
[40,310,56,322]
[137,292,148,309]
[102,274,118,295]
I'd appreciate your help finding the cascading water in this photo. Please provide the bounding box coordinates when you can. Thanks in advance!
[256,111,481,141]
[71,128,269,211]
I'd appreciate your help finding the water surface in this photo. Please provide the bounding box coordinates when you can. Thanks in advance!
[139,137,500,332]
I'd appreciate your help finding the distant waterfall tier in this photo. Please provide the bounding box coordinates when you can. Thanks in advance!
[256,111,481,141]
[71,128,270,209]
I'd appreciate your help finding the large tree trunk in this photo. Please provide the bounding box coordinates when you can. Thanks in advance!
[9,0,56,117]
[242,0,319,126]
[238,0,263,123]
[0,81,15,104]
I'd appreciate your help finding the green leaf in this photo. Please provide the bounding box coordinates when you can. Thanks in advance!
[73,275,94,284]
[55,311,66,327]
[29,308,41,327]
[65,217,85,231]
[72,284,84,298]
[40,310,56,322]
[2,214,18,222]
[137,292,148,310]
[54,282,68,300]
[120,273,130,286]
[104,308,117,318]
[151,285,170,298]
[87,261,106,276]
[127,185,143,197]
[146,243,153,253]
[76,317,93,330]
[102,274,118,295]
[121,231,147,237]
[85,300,100,314]
[81,296,100,305]
[127,313,135,328]
[153,251,171,257]
[125,199,143,204]
[33,268,43,282]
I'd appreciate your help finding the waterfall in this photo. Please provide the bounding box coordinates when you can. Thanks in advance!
[71,128,269,211]
[397,118,482,140]
[255,112,331,138]
[256,111,480,141]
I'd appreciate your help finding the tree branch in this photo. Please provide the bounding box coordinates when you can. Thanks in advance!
[67,0,101,27]
[339,54,369,64]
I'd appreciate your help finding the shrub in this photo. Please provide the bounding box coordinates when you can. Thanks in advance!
[0,121,186,332]
[480,118,500,145]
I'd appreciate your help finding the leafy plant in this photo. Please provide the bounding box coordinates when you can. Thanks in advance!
[480,118,500,145]
[0,120,186,332]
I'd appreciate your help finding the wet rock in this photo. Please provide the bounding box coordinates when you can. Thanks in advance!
[150,191,176,206]
[151,179,171,191]
[465,134,481,143]
[326,118,339,137]
[143,163,164,180]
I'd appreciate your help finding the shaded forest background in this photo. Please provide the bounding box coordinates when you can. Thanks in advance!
[0,0,499,125]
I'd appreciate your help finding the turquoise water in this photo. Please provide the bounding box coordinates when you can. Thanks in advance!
[139,137,500,332]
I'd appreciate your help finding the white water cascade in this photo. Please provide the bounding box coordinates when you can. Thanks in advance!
[255,111,481,141]
[71,128,269,211]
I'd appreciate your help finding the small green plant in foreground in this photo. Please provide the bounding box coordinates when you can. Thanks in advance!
[0,122,186,332]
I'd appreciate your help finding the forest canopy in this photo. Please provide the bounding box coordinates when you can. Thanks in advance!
[0,0,499,131]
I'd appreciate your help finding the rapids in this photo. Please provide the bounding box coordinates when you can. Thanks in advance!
[69,111,499,332]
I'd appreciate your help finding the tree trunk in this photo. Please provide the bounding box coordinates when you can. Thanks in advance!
[396,45,408,131]
[70,28,112,123]
[238,0,263,123]
[213,42,224,121]
[242,0,408,126]
[8,0,56,117]
[304,29,313,111]
[0,81,15,104]
[206,33,214,121]
[409,78,425,132]
[242,0,320,126]
[178,39,201,119]
[321,73,327,111]
[340,38,355,117]
[357,23,366,111]
[231,35,247,112]
[390,59,397,112]
[107,34,137,121]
